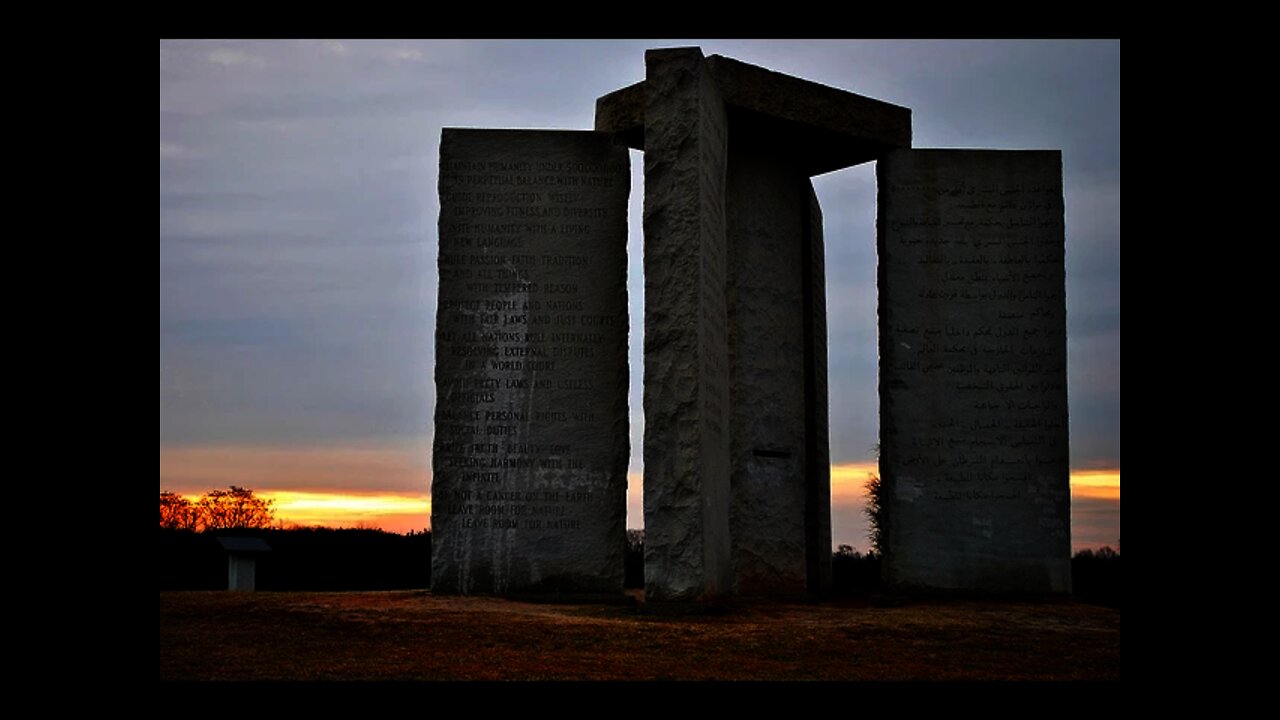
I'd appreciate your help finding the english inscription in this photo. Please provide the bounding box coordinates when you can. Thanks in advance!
[431,129,629,596]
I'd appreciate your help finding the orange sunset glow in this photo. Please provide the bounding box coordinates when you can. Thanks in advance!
[831,462,882,502]
[826,462,1121,553]
[827,462,1121,502]
[164,447,1118,551]
[265,491,430,533]
[1068,470,1122,500]
[167,490,431,534]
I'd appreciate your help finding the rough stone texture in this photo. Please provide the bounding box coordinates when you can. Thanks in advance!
[878,149,1071,594]
[594,81,645,150]
[599,50,855,598]
[641,48,733,604]
[596,55,912,175]
[804,181,833,594]
[725,143,809,596]
[431,128,630,597]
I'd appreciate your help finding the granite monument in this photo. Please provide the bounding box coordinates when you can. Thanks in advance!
[430,48,1072,600]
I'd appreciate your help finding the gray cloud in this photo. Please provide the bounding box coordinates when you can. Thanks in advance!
[160,40,1119,482]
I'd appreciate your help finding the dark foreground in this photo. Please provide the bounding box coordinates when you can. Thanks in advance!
[160,591,1119,681]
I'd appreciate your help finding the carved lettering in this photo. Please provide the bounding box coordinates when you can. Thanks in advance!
[880,150,1071,591]
[431,130,629,595]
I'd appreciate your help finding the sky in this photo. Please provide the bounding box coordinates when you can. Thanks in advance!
[159,39,1120,552]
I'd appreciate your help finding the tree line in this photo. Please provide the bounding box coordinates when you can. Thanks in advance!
[159,486,275,531]
[159,483,1116,604]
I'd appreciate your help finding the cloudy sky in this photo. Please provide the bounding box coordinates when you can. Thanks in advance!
[159,39,1120,551]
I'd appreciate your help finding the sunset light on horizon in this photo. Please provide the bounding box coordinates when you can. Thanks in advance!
[163,456,1118,552]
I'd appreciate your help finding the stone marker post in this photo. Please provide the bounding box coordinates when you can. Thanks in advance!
[640,49,734,603]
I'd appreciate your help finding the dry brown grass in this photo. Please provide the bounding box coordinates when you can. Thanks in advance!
[160,590,1119,681]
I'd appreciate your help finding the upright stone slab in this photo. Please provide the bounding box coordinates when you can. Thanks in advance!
[431,128,630,597]
[641,48,733,603]
[724,142,810,596]
[803,181,833,594]
[878,149,1071,593]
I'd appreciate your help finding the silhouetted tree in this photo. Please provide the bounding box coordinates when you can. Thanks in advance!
[159,491,199,530]
[1072,545,1121,608]
[196,486,275,530]
[864,443,885,557]
[864,473,884,556]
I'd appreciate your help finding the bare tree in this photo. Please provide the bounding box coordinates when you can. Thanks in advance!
[195,486,276,530]
[159,491,199,530]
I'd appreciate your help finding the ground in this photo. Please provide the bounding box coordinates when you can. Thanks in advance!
[160,590,1119,681]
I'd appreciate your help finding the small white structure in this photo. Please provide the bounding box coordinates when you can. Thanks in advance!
[217,536,272,591]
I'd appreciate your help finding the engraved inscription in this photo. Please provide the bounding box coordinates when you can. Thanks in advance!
[881,152,1069,546]
[431,130,628,594]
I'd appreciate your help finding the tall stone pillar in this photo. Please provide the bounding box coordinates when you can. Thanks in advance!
[640,48,734,603]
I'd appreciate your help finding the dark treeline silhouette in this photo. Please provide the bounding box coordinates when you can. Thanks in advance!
[832,545,882,592]
[1070,546,1120,608]
[159,527,431,591]
[625,529,644,588]
[158,483,1116,602]
[827,544,1120,606]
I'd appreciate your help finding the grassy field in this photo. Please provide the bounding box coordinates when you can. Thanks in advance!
[160,590,1119,681]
